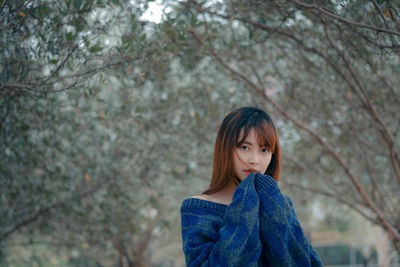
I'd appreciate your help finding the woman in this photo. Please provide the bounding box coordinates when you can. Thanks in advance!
[180,106,323,266]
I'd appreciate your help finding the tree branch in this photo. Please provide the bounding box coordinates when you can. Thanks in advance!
[39,44,79,86]
[1,51,155,94]
[291,0,400,37]
[188,28,400,251]
[281,180,379,225]
[0,173,116,242]
[204,6,400,188]
[0,0,8,15]
[0,0,33,32]
[112,235,132,267]
[323,21,400,186]
[371,0,397,46]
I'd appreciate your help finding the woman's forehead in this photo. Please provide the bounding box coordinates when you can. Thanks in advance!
[237,125,274,146]
[238,128,260,143]
[238,128,253,139]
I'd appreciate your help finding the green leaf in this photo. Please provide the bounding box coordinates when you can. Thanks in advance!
[89,45,102,53]
[122,35,132,45]
[66,32,75,41]
[38,6,50,18]
[82,0,94,11]
[49,59,59,65]
[73,0,83,10]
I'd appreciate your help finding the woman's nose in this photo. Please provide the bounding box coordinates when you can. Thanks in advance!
[248,152,260,165]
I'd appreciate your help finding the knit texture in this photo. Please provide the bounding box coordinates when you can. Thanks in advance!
[180,172,323,266]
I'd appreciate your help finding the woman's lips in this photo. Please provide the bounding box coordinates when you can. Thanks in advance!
[244,169,258,174]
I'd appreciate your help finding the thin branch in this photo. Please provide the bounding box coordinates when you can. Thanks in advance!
[0,173,115,242]
[365,160,397,221]
[39,44,79,86]
[324,21,400,186]
[387,2,400,26]
[344,22,400,51]
[131,214,161,267]
[1,51,155,94]
[0,0,8,14]
[291,0,400,37]
[346,121,396,216]
[196,5,400,189]
[249,64,266,90]
[371,0,397,46]
[188,29,400,250]
[112,235,132,266]
[281,180,379,225]
[0,0,33,32]
[205,6,400,188]
[284,156,358,202]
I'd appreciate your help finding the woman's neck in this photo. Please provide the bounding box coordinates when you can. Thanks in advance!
[207,182,237,205]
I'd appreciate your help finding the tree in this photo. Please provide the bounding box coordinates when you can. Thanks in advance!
[1,0,255,264]
[0,0,175,265]
[2,0,400,265]
[174,0,400,252]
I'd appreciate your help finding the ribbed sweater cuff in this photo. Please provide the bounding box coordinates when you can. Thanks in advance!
[240,172,256,187]
[254,173,281,197]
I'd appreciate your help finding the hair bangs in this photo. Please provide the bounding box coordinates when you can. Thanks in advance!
[254,122,277,153]
[236,117,277,153]
[205,106,281,195]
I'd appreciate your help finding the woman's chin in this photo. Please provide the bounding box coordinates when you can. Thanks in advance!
[242,172,252,179]
[235,172,252,181]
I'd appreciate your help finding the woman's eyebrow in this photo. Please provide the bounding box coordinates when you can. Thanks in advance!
[242,141,253,145]
[242,140,268,147]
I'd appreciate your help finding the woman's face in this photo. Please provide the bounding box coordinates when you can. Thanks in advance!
[233,128,272,180]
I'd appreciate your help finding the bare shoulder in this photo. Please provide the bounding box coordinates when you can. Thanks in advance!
[190,193,231,205]
[190,194,210,201]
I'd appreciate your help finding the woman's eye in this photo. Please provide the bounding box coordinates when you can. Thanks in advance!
[261,148,269,153]
[241,145,248,150]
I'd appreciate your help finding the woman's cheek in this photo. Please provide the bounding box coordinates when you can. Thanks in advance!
[235,150,247,165]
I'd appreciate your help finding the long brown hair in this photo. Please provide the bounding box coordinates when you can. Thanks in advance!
[203,106,280,195]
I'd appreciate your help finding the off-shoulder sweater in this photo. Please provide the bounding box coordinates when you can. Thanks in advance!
[180,172,323,266]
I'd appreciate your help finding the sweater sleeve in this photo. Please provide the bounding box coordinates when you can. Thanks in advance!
[180,173,262,267]
[254,173,324,267]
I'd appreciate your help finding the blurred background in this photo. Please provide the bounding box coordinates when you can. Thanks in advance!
[1,0,400,266]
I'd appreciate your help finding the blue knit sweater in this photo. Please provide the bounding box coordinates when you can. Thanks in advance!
[180,172,323,266]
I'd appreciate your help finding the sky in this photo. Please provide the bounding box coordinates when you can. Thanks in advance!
[141,0,165,24]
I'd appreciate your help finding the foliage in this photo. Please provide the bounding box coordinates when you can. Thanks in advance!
[175,0,400,253]
[0,0,177,265]
[1,0,400,265]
